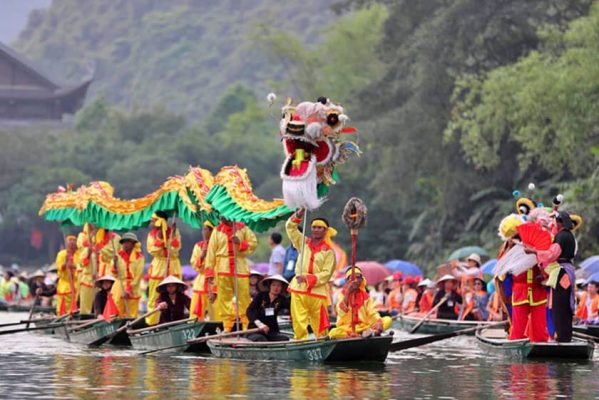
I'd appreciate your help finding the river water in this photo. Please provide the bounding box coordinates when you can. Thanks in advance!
[0,312,597,399]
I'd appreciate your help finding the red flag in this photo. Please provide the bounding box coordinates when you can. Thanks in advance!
[30,228,43,250]
[318,304,330,335]
[103,293,119,322]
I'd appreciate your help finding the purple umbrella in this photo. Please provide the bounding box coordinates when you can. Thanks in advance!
[252,262,269,274]
[581,256,599,275]
[181,265,197,280]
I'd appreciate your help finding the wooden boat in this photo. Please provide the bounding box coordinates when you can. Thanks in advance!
[128,318,223,353]
[207,335,393,362]
[476,327,595,360]
[573,324,599,339]
[396,314,493,334]
[68,319,130,346]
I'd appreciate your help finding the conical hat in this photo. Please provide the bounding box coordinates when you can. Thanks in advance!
[157,275,187,292]
[95,275,116,288]
[30,269,45,279]
[258,274,290,291]
[437,274,458,285]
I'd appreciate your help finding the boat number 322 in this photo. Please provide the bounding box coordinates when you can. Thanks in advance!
[306,348,323,361]
[181,329,195,340]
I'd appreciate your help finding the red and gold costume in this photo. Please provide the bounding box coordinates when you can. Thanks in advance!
[286,216,336,340]
[205,221,257,331]
[111,246,144,318]
[509,265,548,342]
[146,215,182,325]
[190,221,216,320]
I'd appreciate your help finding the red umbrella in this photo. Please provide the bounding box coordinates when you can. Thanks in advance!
[356,261,391,285]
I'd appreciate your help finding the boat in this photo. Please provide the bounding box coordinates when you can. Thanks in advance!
[207,335,393,362]
[0,304,56,314]
[573,324,599,339]
[396,314,493,334]
[128,318,223,353]
[68,319,130,346]
[476,327,595,360]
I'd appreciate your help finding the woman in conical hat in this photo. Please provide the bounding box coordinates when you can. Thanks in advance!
[433,274,462,320]
[246,274,291,342]
[156,275,191,324]
[94,275,117,318]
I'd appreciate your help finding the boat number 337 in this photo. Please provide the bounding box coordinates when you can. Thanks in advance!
[305,348,323,361]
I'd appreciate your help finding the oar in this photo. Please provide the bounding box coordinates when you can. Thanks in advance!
[0,316,57,328]
[0,322,75,336]
[409,294,449,334]
[139,327,262,355]
[573,331,599,344]
[68,318,104,332]
[25,293,40,329]
[87,308,160,347]
[390,321,507,352]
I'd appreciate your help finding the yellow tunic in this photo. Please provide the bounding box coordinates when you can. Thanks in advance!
[205,222,257,331]
[190,240,213,320]
[286,217,336,340]
[111,248,145,318]
[55,249,79,316]
[146,227,182,325]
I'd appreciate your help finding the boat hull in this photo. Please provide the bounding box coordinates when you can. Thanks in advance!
[573,324,599,339]
[69,320,125,345]
[476,328,594,360]
[129,320,222,353]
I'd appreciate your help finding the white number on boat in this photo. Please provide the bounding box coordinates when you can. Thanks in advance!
[181,329,195,340]
[306,348,323,361]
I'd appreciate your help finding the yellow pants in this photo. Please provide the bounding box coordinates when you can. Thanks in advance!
[290,293,329,340]
[56,294,74,316]
[78,285,95,315]
[190,292,214,321]
[329,316,393,339]
[214,275,249,331]
[110,279,140,318]
[146,279,161,325]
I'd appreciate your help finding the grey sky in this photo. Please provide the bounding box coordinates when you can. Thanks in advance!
[0,0,51,44]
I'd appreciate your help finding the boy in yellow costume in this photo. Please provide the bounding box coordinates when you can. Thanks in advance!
[329,266,392,339]
[146,211,181,325]
[77,224,121,314]
[111,232,145,318]
[286,209,336,340]
[190,221,215,320]
[205,218,257,331]
[55,235,79,316]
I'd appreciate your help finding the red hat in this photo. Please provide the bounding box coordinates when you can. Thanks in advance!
[404,276,415,285]
[393,272,403,281]
[414,276,423,283]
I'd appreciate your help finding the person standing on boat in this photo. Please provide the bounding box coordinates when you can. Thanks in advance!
[576,281,599,324]
[286,209,336,340]
[94,275,118,318]
[329,266,392,339]
[246,275,291,342]
[112,232,145,318]
[189,221,215,321]
[156,275,191,324]
[205,217,257,332]
[55,235,80,316]
[268,232,286,276]
[433,275,462,320]
[146,211,182,325]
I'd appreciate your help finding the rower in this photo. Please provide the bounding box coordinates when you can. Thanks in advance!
[29,269,55,305]
[94,275,118,318]
[156,275,191,324]
[433,274,462,320]
[286,209,337,340]
[246,275,290,342]
[329,266,392,339]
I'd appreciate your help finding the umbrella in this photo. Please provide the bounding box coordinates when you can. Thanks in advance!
[181,265,197,281]
[481,259,497,276]
[384,260,423,277]
[580,256,599,275]
[447,246,489,261]
[355,261,391,285]
[584,272,599,285]
[251,262,269,274]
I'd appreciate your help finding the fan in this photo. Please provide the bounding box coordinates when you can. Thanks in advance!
[516,222,552,251]
[493,244,538,276]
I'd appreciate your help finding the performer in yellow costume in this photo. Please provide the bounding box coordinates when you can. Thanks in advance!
[329,266,392,339]
[205,218,257,331]
[111,232,145,318]
[77,224,121,314]
[286,209,336,340]
[55,235,80,316]
[146,211,181,325]
[190,221,215,320]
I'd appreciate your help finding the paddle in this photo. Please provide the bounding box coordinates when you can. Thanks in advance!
[573,331,599,344]
[0,316,57,329]
[390,321,508,352]
[409,294,449,334]
[25,293,40,329]
[0,322,74,336]
[139,327,262,355]
[87,307,160,347]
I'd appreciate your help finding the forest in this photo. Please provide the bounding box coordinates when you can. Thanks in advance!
[0,0,597,272]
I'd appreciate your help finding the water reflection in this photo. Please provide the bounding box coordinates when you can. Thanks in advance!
[0,312,596,399]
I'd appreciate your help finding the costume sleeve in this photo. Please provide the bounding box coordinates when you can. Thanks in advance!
[365,298,383,327]
[55,251,67,272]
[204,233,218,273]
[190,243,202,272]
[169,229,182,257]
[246,292,263,323]
[537,243,561,266]
[237,227,257,256]
[305,250,336,289]
[147,231,165,258]
[285,217,304,251]
[131,255,145,290]
[336,292,349,316]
